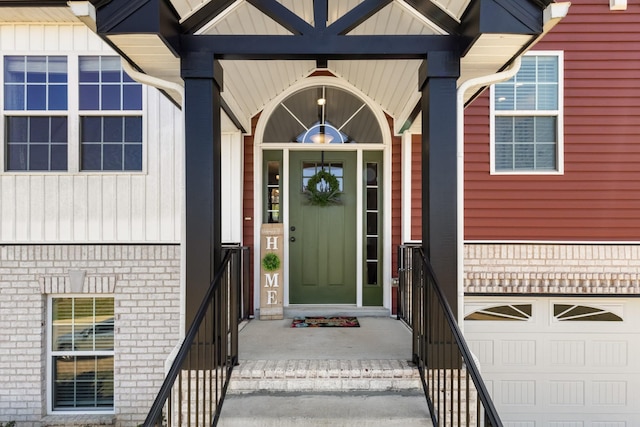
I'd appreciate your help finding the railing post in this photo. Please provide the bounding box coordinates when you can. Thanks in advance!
[412,247,423,366]
[242,246,250,320]
[230,248,240,364]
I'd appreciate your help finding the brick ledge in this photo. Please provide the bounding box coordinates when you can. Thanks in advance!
[465,272,640,294]
[41,414,115,427]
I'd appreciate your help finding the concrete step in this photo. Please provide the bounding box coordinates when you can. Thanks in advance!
[228,359,422,392]
[217,391,433,427]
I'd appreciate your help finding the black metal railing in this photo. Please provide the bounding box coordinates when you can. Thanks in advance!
[223,244,251,322]
[398,244,503,427]
[144,245,247,426]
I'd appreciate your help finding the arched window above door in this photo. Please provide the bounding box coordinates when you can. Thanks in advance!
[263,85,383,144]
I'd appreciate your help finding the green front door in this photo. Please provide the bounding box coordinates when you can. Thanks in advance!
[289,151,357,304]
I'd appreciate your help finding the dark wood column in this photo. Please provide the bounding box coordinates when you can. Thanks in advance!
[420,51,461,318]
[181,52,223,328]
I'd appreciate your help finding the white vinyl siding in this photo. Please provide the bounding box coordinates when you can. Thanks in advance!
[0,24,183,243]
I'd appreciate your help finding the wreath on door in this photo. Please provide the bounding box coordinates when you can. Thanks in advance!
[304,170,342,206]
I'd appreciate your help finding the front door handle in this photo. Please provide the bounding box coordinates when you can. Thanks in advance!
[290,236,296,242]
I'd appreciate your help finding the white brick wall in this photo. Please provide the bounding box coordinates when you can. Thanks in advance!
[0,245,181,427]
[465,243,640,294]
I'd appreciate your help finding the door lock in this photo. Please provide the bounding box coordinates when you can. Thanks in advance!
[290,236,296,242]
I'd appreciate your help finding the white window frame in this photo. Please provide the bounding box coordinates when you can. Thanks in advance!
[0,52,146,175]
[78,56,144,172]
[490,50,565,175]
[46,295,115,415]
[2,55,69,172]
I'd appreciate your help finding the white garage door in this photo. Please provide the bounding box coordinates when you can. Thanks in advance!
[464,297,640,427]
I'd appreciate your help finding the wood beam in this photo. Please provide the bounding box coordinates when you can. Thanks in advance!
[327,0,393,36]
[93,0,181,54]
[181,0,237,34]
[247,0,314,35]
[402,0,460,35]
[313,0,328,30]
[460,0,543,38]
[180,34,466,60]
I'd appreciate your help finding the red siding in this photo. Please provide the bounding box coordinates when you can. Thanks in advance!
[242,114,258,314]
[390,115,402,274]
[464,0,640,241]
[410,134,422,241]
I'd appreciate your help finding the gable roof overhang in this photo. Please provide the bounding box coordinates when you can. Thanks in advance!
[2,0,566,134]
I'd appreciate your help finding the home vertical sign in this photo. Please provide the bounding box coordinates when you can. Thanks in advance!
[260,223,284,320]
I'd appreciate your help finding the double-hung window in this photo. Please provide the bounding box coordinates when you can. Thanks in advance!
[491,52,563,174]
[79,56,143,171]
[50,296,114,412]
[3,55,143,173]
[4,56,68,171]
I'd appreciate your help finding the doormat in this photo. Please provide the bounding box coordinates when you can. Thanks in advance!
[291,316,360,328]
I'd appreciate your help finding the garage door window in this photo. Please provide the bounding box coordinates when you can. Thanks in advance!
[465,304,532,321]
[554,304,622,321]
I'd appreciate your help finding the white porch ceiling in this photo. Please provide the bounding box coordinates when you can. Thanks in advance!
[176,0,471,24]
[0,0,554,134]
[193,0,453,132]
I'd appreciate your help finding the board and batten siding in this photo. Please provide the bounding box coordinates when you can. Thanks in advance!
[463,1,640,241]
[0,24,185,243]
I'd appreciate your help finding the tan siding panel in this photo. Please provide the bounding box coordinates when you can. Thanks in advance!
[464,0,640,241]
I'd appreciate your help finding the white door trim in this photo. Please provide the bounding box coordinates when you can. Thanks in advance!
[252,76,392,313]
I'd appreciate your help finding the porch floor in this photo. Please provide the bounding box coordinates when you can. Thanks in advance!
[218,313,432,426]
[238,313,413,360]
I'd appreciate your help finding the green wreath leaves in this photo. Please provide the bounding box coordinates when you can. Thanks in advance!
[262,253,281,271]
[304,170,342,206]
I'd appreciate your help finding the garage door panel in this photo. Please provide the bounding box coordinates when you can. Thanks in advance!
[500,340,537,365]
[469,339,495,366]
[464,297,640,426]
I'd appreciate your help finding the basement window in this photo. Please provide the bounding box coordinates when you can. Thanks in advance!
[49,296,114,413]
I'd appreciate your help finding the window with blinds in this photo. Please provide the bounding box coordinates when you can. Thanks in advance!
[491,53,563,173]
[50,297,114,412]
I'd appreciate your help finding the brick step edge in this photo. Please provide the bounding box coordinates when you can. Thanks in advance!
[228,359,422,392]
